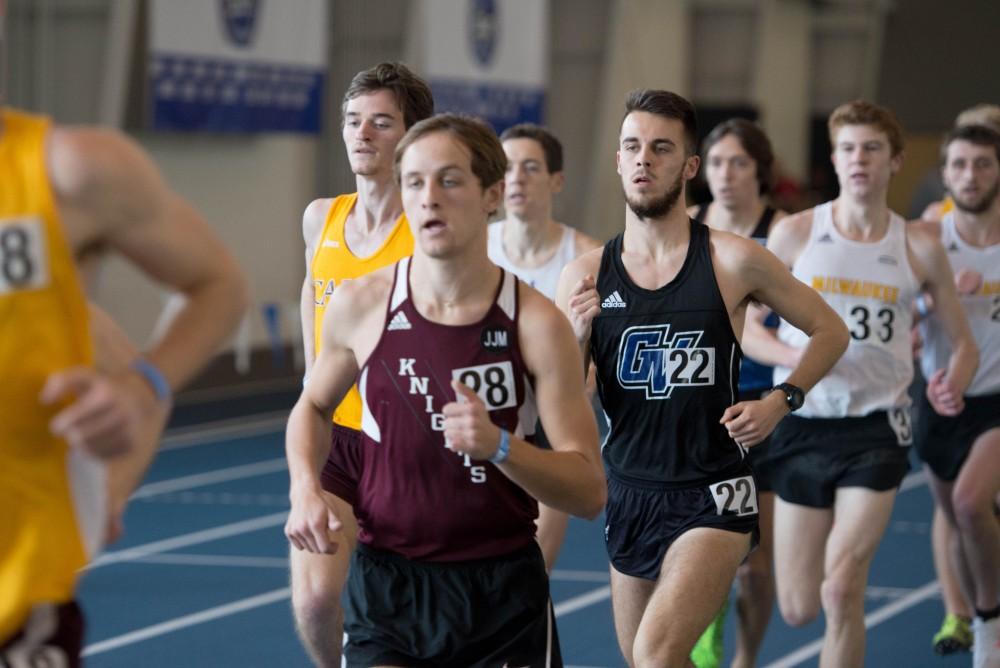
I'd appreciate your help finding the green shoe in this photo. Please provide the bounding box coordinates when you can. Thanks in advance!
[690,599,728,668]
[933,613,973,655]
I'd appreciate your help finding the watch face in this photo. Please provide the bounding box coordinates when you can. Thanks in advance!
[787,386,804,410]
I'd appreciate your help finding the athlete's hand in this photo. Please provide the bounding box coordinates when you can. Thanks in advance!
[40,367,158,459]
[566,274,601,344]
[926,368,965,417]
[720,391,788,447]
[285,486,342,554]
[442,380,503,461]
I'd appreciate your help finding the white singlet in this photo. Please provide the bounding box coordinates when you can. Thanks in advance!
[920,213,1000,396]
[775,201,920,417]
[487,221,576,300]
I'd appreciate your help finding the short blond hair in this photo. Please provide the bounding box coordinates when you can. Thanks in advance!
[955,104,1000,135]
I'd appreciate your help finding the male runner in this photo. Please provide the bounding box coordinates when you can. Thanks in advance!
[286,113,605,667]
[914,123,1000,668]
[688,117,787,668]
[558,89,848,668]
[743,100,978,667]
[291,61,433,667]
[0,102,246,665]
[487,122,601,570]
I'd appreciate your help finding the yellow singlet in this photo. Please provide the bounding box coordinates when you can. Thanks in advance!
[0,108,99,643]
[311,193,413,429]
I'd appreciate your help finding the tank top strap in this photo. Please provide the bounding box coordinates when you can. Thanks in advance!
[693,204,708,224]
[751,206,776,239]
[389,256,411,312]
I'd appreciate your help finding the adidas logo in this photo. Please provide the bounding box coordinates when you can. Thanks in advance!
[948,242,959,252]
[601,291,627,308]
[387,310,411,331]
[817,233,834,243]
[322,239,340,248]
[877,254,898,266]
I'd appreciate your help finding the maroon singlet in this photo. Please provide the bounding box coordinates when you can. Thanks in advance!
[354,257,540,561]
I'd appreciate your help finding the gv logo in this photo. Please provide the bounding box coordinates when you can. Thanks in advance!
[617,324,716,399]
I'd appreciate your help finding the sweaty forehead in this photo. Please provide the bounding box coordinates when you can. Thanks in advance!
[503,137,544,161]
[402,132,473,172]
[620,111,683,142]
[835,125,888,145]
[345,89,402,116]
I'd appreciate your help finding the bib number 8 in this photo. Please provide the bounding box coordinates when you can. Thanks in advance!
[709,475,758,517]
[0,219,48,294]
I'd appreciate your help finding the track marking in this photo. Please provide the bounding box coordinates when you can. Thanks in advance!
[82,587,291,657]
[82,583,612,656]
[131,458,287,499]
[87,512,288,570]
[763,580,941,667]
[159,411,288,451]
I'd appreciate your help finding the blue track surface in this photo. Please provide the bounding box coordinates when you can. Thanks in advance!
[78,417,970,667]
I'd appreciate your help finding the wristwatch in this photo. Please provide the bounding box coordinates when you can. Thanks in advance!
[771,383,804,412]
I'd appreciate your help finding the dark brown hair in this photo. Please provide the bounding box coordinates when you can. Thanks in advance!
[499,123,563,173]
[623,89,698,155]
[342,62,433,129]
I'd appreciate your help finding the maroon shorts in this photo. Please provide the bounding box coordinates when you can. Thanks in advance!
[320,423,364,506]
[1,601,84,667]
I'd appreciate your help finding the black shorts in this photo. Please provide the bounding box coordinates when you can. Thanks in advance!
[1,601,84,668]
[344,542,561,668]
[604,466,760,581]
[740,388,774,492]
[320,423,363,506]
[915,391,1000,482]
[767,410,912,508]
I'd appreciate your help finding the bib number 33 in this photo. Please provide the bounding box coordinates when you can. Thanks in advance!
[709,475,758,517]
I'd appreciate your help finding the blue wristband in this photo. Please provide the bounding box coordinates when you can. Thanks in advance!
[489,429,511,464]
[131,358,172,402]
[915,294,930,317]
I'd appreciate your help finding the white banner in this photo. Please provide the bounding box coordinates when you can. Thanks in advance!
[418,0,548,132]
[148,0,326,133]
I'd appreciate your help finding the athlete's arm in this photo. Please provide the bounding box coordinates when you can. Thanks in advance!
[740,211,813,367]
[90,305,171,544]
[48,126,248,391]
[285,272,389,553]
[443,289,606,519]
[908,227,979,416]
[300,199,330,373]
[718,232,849,445]
[555,247,603,372]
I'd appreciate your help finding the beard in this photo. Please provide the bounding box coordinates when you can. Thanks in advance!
[624,171,684,220]
[952,181,1000,215]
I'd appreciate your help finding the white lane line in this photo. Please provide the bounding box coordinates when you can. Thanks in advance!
[551,569,610,583]
[899,469,928,493]
[131,458,287,499]
[554,586,612,617]
[763,580,941,668]
[81,587,291,657]
[86,512,287,570]
[82,582,614,657]
[159,411,288,451]
[131,553,289,569]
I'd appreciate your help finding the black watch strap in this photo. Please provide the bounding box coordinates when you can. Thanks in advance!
[772,383,804,411]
